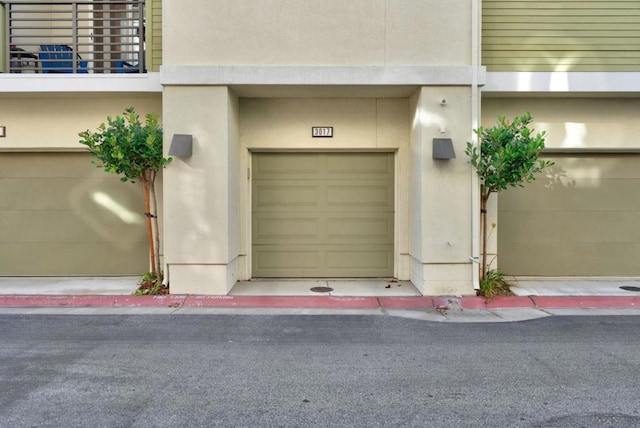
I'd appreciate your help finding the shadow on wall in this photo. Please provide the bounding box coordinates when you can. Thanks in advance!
[70,177,146,253]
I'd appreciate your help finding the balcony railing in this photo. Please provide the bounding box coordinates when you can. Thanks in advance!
[3,1,145,74]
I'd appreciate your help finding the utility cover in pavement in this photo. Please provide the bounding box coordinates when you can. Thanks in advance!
[310,287,334,293]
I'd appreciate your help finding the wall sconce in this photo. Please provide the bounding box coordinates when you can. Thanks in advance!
[433,138,456,160]
[0,126,6,138]
[168,134,193,157]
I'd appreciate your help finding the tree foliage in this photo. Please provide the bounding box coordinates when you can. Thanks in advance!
[466,112,553,200]
[79,107,171,279]
[465,112,553,283]
[79,107,169,182]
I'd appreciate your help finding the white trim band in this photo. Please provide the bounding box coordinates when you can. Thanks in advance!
[160,65,487,86]
[485,72,640,94]
[0,73,162,93]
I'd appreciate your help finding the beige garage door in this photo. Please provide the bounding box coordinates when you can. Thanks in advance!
[252,152,394,277]
[498,154,640,276]
[0,153,148,275]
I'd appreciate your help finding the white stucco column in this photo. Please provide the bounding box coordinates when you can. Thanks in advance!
[409,86,476,296]
[163,86,240,294]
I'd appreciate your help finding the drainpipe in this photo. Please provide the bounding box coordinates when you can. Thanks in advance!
[162,263,169,288]
[470,0,481,290]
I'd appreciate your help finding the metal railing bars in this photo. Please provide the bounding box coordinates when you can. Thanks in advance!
[4,0,145,74]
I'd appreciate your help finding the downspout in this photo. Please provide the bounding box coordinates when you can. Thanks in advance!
[162,263,169,287]
[470,0,481,290]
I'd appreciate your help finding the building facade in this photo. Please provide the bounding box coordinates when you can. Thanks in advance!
[0,1,638,294]
[483,1,640,277]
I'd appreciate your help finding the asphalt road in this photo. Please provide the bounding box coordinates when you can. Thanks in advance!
[0,314,639,428]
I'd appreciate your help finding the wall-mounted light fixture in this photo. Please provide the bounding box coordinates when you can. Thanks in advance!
[0,126,6,138]
[433,138,456,160]
[168,134,193,157]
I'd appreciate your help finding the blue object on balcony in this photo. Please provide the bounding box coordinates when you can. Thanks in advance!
[39,45,88,73]
[114,60,141,73]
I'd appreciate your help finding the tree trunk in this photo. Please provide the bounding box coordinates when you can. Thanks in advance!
[480,192,489,282]
[141,175,156,275]
[148,171,162,278]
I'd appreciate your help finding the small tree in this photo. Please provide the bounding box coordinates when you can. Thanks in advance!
[79,107,171,281]
[465,112,553,283]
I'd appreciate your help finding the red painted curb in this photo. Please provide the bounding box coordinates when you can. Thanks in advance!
[0,294,639,310]
[458,297,488,309]
[377,296,434,309]
[531,296,640,308]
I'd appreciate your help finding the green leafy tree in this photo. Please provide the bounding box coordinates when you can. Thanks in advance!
[465,112,553,282]
[79,107,171,279]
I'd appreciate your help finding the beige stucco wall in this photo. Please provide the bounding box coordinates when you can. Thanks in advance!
[409,87,475,295]
[0,93,162,150]
[482,97,640,150]
[162,86,240,294]
[164,0,471,66]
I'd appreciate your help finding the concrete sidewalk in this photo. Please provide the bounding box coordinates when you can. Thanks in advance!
[511,277,640,296]
[2,276,640,296]
[0,276,140,295]
[0,276,639,322]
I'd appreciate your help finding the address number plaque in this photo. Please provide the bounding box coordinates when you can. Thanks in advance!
[312,126,333,138]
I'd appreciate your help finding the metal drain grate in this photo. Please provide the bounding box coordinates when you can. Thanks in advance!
[310,286,333,293]
[620,286,640,292]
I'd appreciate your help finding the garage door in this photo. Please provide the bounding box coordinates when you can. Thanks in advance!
[0,153,148,275]
[252,152,394,277]
[498,154,640,276]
